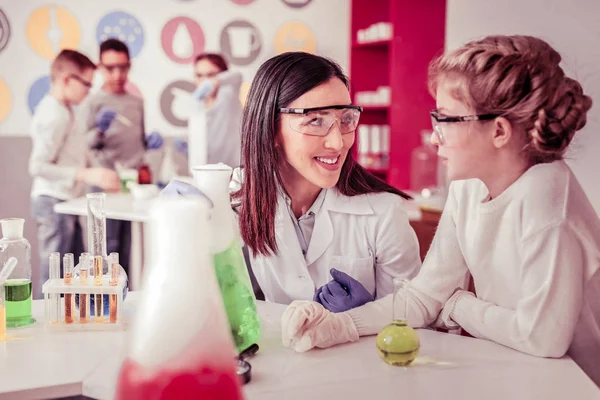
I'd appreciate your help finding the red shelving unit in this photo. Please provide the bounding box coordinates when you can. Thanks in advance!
[350,0,446,190]
[351,39,391,49]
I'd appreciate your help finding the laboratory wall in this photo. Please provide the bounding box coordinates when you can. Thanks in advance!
[446,0,600,212]
[0,0,349,136]
[0,0,349,291]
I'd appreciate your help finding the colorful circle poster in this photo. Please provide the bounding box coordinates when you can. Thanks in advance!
[162,17,205,64]
[27,76,51,114]
[0,78,12,122]
[220,20,262,66]
[26,6,81,60]
[160,80,196,127]
[0,9,10,53]
[282,0,313,8]
[274,21,316,54]
[96,11,144,58]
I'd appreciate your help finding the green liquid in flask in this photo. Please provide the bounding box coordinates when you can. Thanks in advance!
[5,279,35,327]
[376,319,420,366]
[213,242,261,353]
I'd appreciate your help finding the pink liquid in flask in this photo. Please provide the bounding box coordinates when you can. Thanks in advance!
[116,358,242,400]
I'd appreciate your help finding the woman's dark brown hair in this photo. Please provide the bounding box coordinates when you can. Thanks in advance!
[234,52,409,257]
[194,53,228,72]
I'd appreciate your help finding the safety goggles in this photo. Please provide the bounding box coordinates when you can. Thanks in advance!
[195,72,219,79]
[101,63,131,73]
[68,74,93,89]
[430,110,498,145]
[279,105,363,137]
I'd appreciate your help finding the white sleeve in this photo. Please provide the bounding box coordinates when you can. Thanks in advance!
[29,113,77,184]
[373,199,421,298]
[347,184,469,335]
[216,70,243,89]
[449,221,584,357]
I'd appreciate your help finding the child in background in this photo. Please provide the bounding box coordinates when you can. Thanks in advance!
[29,49,121,298]
[175,53,243,170]
[77,39,163,275]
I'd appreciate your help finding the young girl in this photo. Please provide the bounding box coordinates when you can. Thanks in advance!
[177,53,243,170]
[283,35,600,386]
[164,52,421,312]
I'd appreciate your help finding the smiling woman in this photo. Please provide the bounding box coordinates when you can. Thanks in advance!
[162,52,422,352]
[229,51,421,316]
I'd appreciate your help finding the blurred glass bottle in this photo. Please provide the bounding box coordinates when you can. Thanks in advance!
[192,164,261,353]
[410,130,438,196]
[0,218,34,328]
[115,197,243,400]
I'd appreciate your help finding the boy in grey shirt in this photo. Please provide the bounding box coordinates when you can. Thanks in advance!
[77,39,163,275]
[29,50,120,298]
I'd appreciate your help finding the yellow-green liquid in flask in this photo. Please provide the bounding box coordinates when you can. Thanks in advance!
[376,278,419,366]
[376,319,420,366]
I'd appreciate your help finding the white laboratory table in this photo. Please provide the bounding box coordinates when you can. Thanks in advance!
[54,194,150,291]
[53,193,423,292]
[0,296,134,399]
[0,293,598,400]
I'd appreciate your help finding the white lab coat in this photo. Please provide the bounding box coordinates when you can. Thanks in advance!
[239,181,422,305]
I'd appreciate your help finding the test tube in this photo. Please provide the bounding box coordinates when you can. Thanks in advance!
[109,252,119,323]
[79,254,89,324]
[63,253,74,324]
[94,256,104,322]
[87,193,107,260]
[49,252,61,324]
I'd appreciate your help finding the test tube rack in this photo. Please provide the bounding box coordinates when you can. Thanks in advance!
[42,275,126,331]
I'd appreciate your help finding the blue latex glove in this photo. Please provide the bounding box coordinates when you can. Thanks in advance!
[191,79,215,101]
[160,179,213,207]
[95,108,116,133]
[314,268,374,313]
[145,131,163,150]
[174,138,189,156]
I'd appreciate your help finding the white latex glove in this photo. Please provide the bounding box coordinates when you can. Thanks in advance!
[281,300,359,352]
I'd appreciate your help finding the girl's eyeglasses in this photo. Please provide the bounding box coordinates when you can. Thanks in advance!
[430,110,499,145]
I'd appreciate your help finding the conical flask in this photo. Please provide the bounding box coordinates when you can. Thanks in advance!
[192,164,261,353]
[115,196,243,400]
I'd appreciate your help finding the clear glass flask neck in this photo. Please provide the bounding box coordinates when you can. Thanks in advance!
[392,278,409,324]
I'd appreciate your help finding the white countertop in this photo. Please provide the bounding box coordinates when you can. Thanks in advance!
[54,193,151,223]
[2,296,597,400]
[0,296,134,399]
[54,193,423,222]
[83,297,599,400]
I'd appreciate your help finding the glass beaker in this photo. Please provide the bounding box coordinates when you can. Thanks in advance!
[115,197,243,399]
[376,278,420,366]
[192,164,261,353]
[0,218,35,328]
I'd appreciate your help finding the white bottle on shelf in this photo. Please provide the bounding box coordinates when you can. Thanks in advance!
[358,125,371,166]
[370,125,382,168]
[381,125,390,166]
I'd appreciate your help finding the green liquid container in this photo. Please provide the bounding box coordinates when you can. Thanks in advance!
[0,218,35,327]
[192,164,261,353]
[376,278,420,366]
